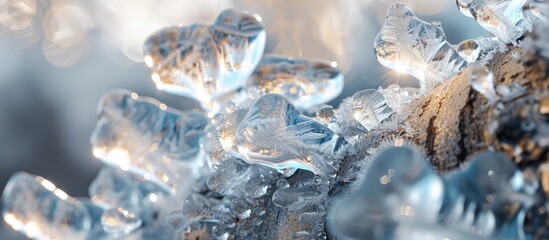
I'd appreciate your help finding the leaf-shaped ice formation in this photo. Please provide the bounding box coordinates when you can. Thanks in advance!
[2,172,92,240]
[90,89,209,192]
[374,3,467,92]
[143,9,266,104]
[236,94,345,175]
[246,55,344,111]
[329,146,537,240]
[456,0,533,43]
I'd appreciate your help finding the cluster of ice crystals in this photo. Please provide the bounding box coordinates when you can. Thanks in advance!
[246,55,343,111]
[5,4,549,240]
[143,9,266,105]
[236,94,345,176]
[469,63,499,103]
[374,3,468,92]
[90,90,209,192]
[2,172,92,239]
[329,146,537,240]
[456,0,535,43]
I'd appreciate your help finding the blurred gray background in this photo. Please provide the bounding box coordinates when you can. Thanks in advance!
[0,0,489,238]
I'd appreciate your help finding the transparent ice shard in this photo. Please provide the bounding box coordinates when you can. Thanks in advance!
[100,207,142,237]
[378,84,419,112]
[329,146,536,240]
[143,24,219,103]
[375,3,467,92]
[143,9,265,104]
[235,94,344,176]
[90,89,208,192]
[211,9,266,82]
[469,63,499,103]
[246,55,344,111]
[89,167,168,210]
[351,89,394,131]
[2,172,91,239]
[456,0,531,43]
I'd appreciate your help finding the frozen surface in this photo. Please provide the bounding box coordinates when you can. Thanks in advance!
[375,3,467,92]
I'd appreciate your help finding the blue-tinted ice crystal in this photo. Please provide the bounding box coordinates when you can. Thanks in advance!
[329,146,537,239]
[457,0,533,43]
[90,89,209,192]
[2,172,92,239]
[375,3,468,92]
[246,55,344,111]
[236,94,344,176]
[143,9,265,105]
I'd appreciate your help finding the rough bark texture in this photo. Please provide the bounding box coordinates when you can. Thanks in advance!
[394,47,548,173]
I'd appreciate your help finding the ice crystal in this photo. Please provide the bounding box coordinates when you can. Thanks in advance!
[375,3,467,92]
[351,89,394,131]
[456,0,534,43]
[329,146,537,239]
[3,5,549,240]
[90,89,209,192]
[143,9,265,105]
[2,172,92,239]
[246,55,344,111]
[235,94,345,176]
